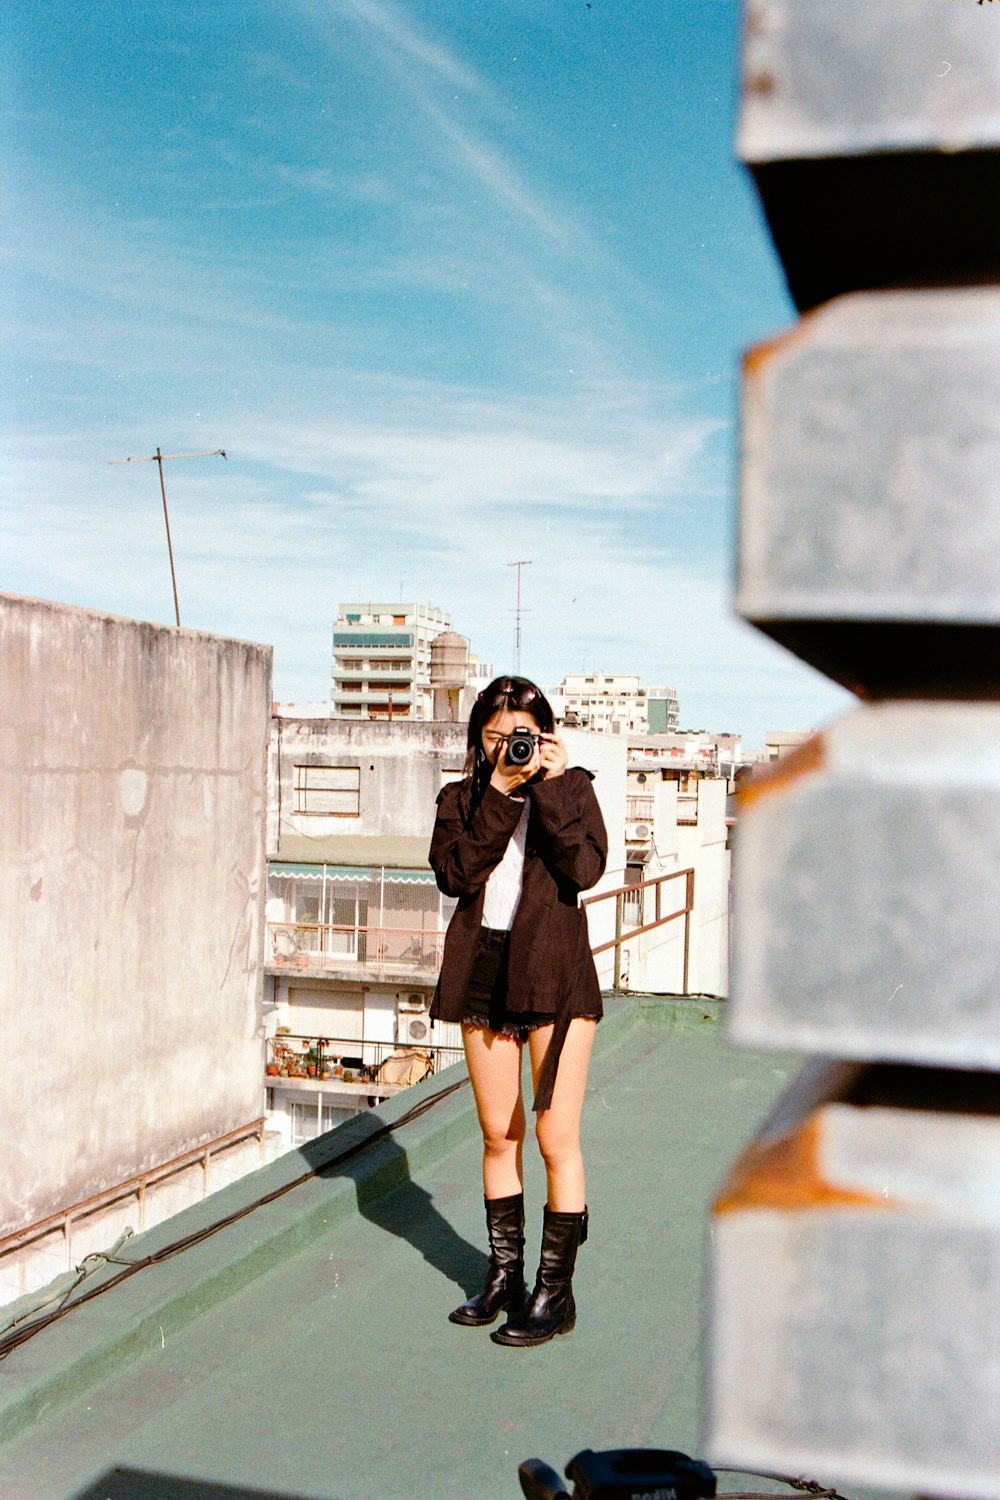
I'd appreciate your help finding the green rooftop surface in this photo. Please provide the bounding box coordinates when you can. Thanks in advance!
[0,1000,890,1500]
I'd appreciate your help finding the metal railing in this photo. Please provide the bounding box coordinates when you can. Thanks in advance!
[0,1118,266,1265]
[265,1032,464,1084]
[267,923,444,974]
[271,869,696,995]
[583,867,695,993]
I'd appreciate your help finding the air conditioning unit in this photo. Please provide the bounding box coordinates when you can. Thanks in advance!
[399,992,427,1012]
[626,822,652,841]
[397,1011,431,1046]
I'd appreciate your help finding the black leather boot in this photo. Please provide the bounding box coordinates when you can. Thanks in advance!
[490,1204,588,1347]
[449,1193,526,1326]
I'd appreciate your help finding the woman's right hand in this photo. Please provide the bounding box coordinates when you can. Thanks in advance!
[489,742,540,796]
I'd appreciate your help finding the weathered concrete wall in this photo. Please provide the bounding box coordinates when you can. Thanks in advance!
[0,593,272,1236]
[628,779,731,998]
[267,716,468,859]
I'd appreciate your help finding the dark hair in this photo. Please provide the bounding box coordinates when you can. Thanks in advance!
[464,675,555,801]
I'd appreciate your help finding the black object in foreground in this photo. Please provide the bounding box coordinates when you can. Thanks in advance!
[519,1448,717,1500]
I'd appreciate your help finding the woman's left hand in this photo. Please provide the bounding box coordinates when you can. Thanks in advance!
[538,734,568,779]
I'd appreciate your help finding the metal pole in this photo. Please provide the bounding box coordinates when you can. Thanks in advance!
[682,869,694,994]
[107,447,226,629]
[613,892,623,991]
[155,448,181,628]
[508,559,531,673]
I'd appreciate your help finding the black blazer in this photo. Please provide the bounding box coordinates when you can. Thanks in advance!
[428,766,608,1110]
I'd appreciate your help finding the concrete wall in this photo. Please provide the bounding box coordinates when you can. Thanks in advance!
[626,778,731,997]
[0,593,272,1237]
[267,716,468,855]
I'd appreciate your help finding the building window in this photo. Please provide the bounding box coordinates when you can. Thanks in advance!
[294,765,361,816]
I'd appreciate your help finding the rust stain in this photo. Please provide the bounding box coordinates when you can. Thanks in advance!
[714,1116,889,1215]
[736,731,825,811]
[742,302,825,380]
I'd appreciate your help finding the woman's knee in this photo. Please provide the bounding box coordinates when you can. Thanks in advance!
[481,1109,526,1160]
[534,1114,580,1169]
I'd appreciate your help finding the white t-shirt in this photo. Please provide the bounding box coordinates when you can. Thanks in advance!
[481,798,530,931]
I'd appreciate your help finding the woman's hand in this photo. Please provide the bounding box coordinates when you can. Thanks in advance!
[489,750,538,796]
[538,733,567,780]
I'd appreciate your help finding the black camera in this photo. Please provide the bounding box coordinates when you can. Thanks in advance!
[519,1449,717,1500]
[506,729,541,766]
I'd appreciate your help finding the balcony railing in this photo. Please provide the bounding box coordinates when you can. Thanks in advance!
[265,1032,464,1087]
[583,867,695,993]
[268,923,444,975]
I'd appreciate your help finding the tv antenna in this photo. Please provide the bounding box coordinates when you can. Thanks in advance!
[107,447,227,627]
[508,559,532,674]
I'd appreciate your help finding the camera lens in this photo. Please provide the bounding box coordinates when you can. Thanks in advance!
[506,731,535,765]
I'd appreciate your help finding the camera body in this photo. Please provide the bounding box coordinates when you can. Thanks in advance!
[506,729,542,766]
[519,1449,717,1500]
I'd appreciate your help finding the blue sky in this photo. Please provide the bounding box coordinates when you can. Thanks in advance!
[3,0,852,744]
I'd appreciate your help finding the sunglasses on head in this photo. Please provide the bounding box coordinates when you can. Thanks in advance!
[477,679,540,711]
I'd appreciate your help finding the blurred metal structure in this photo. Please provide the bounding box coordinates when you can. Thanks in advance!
[710,4,1000,1496]
[729,702,1000,1069]
[737,292,1000,694]
[738,0,1000,311]
[711,1062,1000,1497]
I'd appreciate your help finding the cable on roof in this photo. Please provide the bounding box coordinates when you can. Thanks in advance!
[714,1470,852,1500]
[0,1074,469,1361]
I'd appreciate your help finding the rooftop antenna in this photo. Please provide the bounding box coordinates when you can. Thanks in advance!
[508,559,532,674]
[107,447,227,627]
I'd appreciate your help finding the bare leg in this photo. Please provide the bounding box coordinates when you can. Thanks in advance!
[528,1018,596,1212]
[462,1025,527,1199]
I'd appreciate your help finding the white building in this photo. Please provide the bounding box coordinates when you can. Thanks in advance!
[620,758,732,999]
[331,602,452,720]
[627,729,746,781]
[556,672,679,735]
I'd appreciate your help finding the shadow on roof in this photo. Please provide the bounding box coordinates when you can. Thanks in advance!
[301,1124,488,1299]
[70,1472,341,1500]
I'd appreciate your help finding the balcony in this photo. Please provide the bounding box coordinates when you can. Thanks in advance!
[265,1031,464,1099]
[266,921,444,978]
[332,686,415,703]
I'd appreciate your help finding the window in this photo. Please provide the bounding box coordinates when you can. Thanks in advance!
[294,765,361,816]
[624,864,645,924]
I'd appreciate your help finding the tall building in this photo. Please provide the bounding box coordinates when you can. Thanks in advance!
[331,602,452,719]
[645,685,680,733]
[556,672,679,735]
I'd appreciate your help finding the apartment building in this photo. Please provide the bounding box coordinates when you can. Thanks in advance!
[557,672,679,735]
[265,714,468,1145]
[331,602,452,720]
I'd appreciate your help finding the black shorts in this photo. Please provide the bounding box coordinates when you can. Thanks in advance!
[460,927,556,1042]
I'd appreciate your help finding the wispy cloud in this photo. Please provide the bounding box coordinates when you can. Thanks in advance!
[304,0,603,288]
[339,0,491,99]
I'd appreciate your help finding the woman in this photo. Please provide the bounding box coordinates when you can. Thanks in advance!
[429,674,608,1347]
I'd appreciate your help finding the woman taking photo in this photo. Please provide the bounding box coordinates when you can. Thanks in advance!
[429,675,607,1347]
